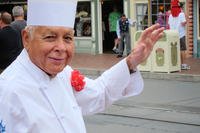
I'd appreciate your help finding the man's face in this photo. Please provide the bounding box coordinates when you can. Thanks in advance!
[121,16,126,22]
[22,26,74,76]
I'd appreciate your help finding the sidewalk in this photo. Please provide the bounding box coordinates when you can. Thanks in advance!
[70,53,200,82]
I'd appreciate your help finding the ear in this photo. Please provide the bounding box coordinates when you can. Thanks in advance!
[22,29,31,51]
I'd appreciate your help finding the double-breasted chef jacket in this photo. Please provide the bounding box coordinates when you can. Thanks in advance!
[0,49,143,133]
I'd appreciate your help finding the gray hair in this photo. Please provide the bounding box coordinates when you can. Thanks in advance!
[24,26,38,40]
[12,6,24,17]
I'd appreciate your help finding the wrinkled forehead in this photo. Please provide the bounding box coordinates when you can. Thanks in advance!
[34,26,74,33]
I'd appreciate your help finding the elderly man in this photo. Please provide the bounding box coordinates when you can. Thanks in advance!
[0,0,164,132]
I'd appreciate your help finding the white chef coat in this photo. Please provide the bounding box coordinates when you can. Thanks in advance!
[0,49,143,133]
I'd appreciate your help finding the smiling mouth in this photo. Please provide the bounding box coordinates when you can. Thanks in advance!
[49,57,65,62]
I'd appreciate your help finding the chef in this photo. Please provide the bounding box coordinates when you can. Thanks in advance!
[0,0,164,132]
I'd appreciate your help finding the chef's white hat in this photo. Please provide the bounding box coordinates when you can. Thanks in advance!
[27,0,77,28]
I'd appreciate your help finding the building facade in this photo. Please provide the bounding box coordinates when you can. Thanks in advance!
[130,0,200,58]
[1,0,199,57]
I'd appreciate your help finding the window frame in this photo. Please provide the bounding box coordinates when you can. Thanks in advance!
[151,0,171,29]
[135,3,148,30]
[74,1,92,37]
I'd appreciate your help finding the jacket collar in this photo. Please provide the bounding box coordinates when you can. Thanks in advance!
[18,49,51,83]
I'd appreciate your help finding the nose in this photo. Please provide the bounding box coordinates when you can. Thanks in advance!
[55,38,67,52]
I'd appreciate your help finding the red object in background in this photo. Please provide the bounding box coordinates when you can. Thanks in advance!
[171,0,181,17]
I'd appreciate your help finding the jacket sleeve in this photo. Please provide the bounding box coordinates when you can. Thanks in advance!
[74,59,144,115]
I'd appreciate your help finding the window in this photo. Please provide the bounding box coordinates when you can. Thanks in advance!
[74,1,91,37]
[151,0,171,29]
[136,3,148,30]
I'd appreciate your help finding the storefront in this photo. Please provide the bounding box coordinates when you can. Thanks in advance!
[74,0,96,54]
[0,0,123,54]
[74,0,124,54]
[1,0,199,57]
[77,0,199,57]
[91,0,198,58]
[130,0,200,58]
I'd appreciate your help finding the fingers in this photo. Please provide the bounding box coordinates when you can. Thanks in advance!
[141,23,161,39]
[152,26,165,36]
[147,23,161,32]
[139,24,164,47]
[156,27,165,39]
[151,27,165,42]
[128,24,164,68]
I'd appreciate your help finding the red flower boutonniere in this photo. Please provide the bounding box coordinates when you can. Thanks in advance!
[71,70,86,92]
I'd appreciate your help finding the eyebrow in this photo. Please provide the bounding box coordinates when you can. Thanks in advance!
[40,30,74,36]
[65,32,74,36]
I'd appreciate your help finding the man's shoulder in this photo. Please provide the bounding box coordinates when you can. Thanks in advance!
[109,11,120,16]
[0,59,36,87]
[169,14,172,18]
[179,12,185,15]
[168,14,179,21]
[11,19,27,23]
[0,71,39,102]
[11,20,27,29]
[179,12,185,17]
[115,12,121,16]
[0,70,33,88]
[0,26,17,35]
[10,21,18,27]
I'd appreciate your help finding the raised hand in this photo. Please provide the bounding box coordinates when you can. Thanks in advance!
[126,23,165,70]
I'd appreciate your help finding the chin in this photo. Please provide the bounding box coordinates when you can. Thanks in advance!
[45,67,63,76]
[52,69,63,74]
